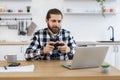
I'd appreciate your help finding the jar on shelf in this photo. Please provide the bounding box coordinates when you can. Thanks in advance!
[109,8,115,13]
[66,8,72,13]
[0,7,5,12]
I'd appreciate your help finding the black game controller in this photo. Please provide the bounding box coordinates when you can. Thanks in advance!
[50,43,64,48]
[8,63,21,67]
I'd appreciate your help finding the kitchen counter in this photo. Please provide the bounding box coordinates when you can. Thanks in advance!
[77,41,120,45]
[0,41,120,45]
[0,41,29,45]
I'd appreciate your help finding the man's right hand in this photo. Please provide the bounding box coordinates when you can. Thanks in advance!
[43,42,55,54]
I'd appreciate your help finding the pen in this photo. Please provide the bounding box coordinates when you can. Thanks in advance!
[4,66,7,70]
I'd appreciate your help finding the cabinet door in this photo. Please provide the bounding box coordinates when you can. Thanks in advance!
[21,45,29,60]
[98,45,120,70]
[114,45,120,70]
[0,45,26,60]
[105,45,116,67]
[96,45,115,67]
[118,46,120,70]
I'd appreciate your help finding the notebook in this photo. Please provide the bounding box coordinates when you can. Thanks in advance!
[62,47,109,69]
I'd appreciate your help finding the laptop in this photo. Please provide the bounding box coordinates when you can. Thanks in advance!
[62,47,109,69]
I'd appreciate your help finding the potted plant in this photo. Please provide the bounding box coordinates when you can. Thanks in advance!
[26,6,31,12]
[96,0,106,17]
[101,64,110,73]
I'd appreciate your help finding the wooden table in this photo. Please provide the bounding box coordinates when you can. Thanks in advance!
[0,60,120,80]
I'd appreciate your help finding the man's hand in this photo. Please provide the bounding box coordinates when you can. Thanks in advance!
[43,42,55,54]
[57,41,70,54]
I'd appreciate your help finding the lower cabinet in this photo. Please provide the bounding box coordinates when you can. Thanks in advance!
[97,45,120,70]
[0,44,120,69]
[114,45,120,70]
[0,45,28,61]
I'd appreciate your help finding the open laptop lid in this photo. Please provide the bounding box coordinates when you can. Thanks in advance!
[63,47,109,69]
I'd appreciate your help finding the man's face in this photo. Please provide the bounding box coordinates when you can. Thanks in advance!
[46,14,62,34]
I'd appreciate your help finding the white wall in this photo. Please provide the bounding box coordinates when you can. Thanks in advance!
[32,0,120,42]
[0,0,32,42]
[0,0,120,42]
[32,0,63,29]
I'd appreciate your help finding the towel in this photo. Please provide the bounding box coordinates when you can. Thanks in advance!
[27,22,36,36]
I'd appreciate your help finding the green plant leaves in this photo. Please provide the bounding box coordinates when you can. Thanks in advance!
[96,0,106,2]
[96,0,106,17]
[101,64,110,68]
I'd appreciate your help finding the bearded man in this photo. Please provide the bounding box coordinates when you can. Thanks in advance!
[25,8,76,61]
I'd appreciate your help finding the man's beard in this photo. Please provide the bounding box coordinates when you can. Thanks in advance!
[48,25,60,34]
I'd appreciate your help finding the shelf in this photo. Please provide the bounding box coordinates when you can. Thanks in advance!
[0,12,31,15]
[0,0,32,1]
[64,0,117,1]
[63,0,117,15]
[64,12,116,15]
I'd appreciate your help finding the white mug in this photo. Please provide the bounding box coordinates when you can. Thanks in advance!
[4,55,17,63]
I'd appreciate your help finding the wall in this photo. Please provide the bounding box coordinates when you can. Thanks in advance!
[0,0,120,42]
[0,0,32,42]
[32,0,120,42]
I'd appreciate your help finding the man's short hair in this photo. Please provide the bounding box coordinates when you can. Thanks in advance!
[46,8,63,20]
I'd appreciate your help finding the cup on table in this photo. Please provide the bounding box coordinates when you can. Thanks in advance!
[4,54,17,63]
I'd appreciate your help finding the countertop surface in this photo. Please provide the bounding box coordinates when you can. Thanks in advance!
[0,41,120,45]
[77,41,120,45]
[0,41,30,45]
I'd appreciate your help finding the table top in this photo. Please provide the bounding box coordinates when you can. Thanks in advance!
[0,60,120,80]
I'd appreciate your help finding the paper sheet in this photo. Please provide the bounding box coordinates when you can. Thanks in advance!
[0,65,34,72]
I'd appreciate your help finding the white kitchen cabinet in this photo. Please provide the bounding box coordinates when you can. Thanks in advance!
[113,45,120,69]
[106,45,120,69]
[0,45,28,61]
[63,0,117,15]
[105,45,115,66]
[97,45,120,70]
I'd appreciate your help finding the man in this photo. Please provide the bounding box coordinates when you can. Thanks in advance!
[25,8,76,61]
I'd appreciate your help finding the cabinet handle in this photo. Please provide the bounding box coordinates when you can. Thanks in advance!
[21,46,23,53]
[114,45,119,67]
[116,46,119,52]
[114,45,118,53]
[113,45,116,52]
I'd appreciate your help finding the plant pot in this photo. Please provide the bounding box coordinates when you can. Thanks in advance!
[27,9,30,13]
[101,64,110,73]
[26,6,31,13]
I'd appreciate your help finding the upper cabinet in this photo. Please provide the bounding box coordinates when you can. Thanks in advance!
[63,0,117,15]
[0,0,32,16]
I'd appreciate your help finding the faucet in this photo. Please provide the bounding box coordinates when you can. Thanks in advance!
[108,26,114,42]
